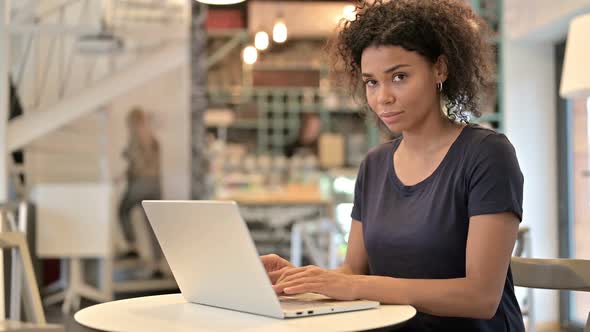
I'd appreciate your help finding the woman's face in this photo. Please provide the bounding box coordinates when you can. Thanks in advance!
[361,45,446,133]
[129,115,152,142]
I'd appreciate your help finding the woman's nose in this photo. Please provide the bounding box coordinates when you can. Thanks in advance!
[377,85,395,105]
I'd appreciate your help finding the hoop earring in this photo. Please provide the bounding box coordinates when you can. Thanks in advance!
[437,81,443,92]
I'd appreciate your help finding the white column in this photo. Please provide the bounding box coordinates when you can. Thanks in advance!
[0,1,10,199]
[503,40,559,326]
[0,0,12,317]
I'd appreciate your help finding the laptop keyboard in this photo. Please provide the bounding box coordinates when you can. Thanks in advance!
[279,294,340,309]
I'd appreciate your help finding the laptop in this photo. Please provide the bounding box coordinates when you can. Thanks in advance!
[141,200,380,319]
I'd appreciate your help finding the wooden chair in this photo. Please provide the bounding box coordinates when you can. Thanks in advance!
[511,256,590,332]
[1,202,63,331]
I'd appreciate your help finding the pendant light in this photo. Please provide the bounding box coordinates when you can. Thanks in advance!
[194,0,245,5]
[272,17,288,43]
[243,45,258,65]
[255,31,269,51]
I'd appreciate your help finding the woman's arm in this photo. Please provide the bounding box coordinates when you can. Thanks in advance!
[266,220,367,284]
[274,212,519,320]
[355,212,519,319]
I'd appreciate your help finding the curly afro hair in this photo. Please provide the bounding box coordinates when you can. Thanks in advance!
[330,0,495,123]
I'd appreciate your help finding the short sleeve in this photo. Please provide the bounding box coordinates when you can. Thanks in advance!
[351,160,367,222]
[467,133,524,221]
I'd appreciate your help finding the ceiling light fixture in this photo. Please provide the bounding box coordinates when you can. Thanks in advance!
[255,31,269,51]
[272,18,287,43]
[342,5,357,22]
[243,45,258,65]
[194,0,246,5]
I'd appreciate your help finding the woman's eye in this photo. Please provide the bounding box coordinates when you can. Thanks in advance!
[392,73,407,82]
[364,80,377,87]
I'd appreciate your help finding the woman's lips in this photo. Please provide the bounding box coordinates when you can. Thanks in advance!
[379,111,403,124]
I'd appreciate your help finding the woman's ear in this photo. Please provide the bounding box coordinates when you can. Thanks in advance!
[434,55,449,83]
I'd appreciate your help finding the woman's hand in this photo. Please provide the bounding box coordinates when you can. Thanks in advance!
[260,254,294,284]
[273,265,363,301]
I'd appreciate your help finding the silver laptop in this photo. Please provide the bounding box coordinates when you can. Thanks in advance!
[142,200,379,319]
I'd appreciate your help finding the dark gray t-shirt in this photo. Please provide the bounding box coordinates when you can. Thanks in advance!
[351,124,524,332]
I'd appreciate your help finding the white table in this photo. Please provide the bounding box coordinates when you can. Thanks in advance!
[75,294,417,332]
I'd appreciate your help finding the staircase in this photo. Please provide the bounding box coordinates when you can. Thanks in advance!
[7,0,189,190]
[3,0,191,313]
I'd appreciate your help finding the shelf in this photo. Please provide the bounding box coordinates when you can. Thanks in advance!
[207,28,248,38]
[325,107,361,114]
[231,119,259,129]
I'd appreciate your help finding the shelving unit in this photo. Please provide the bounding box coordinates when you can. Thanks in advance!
[471,0,504,131]
[206,0,504,156]
[208,87,371,160]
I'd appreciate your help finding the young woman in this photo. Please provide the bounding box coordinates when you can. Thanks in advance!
[262,0,525,331]
[118,108,162,252]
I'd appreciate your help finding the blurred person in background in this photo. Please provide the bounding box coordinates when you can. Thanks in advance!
[284,112,322,158]
[118,107,162,258]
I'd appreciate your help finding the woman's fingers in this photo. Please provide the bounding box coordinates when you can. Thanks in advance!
[273,277,320,293]
[268,266,291,284]
[276,265,321,284]
[273,270,358,300]
[283,283,323,295]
